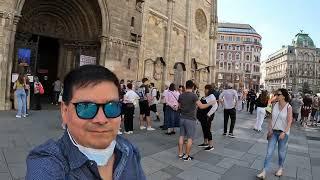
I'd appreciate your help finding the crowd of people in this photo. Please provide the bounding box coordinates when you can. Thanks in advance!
[16,64,320,179]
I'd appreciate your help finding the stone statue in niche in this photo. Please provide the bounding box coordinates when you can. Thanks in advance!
[153,60,163,80]
[144,60,154,79]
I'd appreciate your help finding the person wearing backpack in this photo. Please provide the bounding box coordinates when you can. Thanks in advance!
[136,78,155,131]
[33,76,44,110]
[150,83,160,121]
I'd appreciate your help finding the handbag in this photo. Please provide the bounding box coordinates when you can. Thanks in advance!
[267,103,288,140]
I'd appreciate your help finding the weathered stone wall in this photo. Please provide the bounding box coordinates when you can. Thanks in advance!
[138,0,216,90]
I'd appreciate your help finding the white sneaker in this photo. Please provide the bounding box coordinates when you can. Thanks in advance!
[16,115,22,118]
[140,126,146,130]
[256,170,266,179]
[147,127,155,131]
[129,131,134,134]
[124,131,130,134]
[118,131,123,135]
[22,114,27,118]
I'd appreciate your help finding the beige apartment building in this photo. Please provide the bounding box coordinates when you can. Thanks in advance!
[265,32,320,93]
[216,23,262,90]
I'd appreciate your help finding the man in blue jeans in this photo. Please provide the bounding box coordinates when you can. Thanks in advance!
[26,65,145,180]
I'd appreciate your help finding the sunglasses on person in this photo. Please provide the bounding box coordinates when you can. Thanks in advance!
[72,101,122,119]
[275,93,282,96]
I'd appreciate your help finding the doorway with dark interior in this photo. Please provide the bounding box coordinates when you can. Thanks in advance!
[36,36,60,109]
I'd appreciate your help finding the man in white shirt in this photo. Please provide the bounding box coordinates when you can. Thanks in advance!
[123,83,140,134]
[150,83,160,121]
[219,83,238,138]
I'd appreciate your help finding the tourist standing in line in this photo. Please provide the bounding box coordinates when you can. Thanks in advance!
[249,90,257,114]
[236,89,244,111]
[254,90,269,132]
[136,78,155,131]
[311,95,319,126]
[257,89,292,179]
[123,83,140,134]
[197,84,218,151]
[24,75,30,116]
[219,83,238,138]
[160,82,170,130]
[13,74,27,118]
[178,80,217,161]
[52,78,62,105]
[149,83,160,121]
[164,83,180,135]
[33,76,43,110]
[301,94,312,127]
[290,94,303,123]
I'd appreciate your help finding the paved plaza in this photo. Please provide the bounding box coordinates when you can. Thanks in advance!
[0,106,320,180]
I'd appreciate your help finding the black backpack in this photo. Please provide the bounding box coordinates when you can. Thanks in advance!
[156,90,161,101]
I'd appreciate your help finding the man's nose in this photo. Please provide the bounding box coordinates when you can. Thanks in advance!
[91,107,108,124]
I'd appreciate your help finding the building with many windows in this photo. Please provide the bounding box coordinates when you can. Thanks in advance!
[216,23,262,90]
[265,32,320,93]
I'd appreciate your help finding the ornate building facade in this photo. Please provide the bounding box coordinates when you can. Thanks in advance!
[138,0,218,91]
[265,32,320,93]
[0,0,218,110]
[215,23,262,90]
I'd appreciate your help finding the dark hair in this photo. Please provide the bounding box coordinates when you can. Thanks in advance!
[142,78,148,83]
[204,84,213,96]
[150,83,154,87]
[62,65,120,104]
[278,88,290,102]
[186,80,194,89]
[17,74,24,84]
[127,83,133,89]
[179,85,184,89]
[120,79,124,84]
[260,90,269,104]
[169,83,176,91]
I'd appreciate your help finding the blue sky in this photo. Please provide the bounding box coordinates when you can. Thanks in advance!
[217,0,320,60]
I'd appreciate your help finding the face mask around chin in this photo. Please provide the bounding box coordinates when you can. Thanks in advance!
[67,130,116,166]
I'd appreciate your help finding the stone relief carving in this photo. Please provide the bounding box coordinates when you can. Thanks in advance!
[153,59,163,80]
[144,59,154,79]
[195,9,207,33]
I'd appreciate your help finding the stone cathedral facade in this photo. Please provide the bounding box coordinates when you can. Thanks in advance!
[0,0,217,110]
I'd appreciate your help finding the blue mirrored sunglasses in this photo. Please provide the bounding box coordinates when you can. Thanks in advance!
[72,101,122,119]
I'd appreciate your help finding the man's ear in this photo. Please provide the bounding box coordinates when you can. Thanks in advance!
[61,102,69,124]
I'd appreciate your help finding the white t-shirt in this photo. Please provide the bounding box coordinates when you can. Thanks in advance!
[219,89,238,109]
[205,94,218,116]
[124,90,140,105]
[162,89,169,104]
[151,88,158,105]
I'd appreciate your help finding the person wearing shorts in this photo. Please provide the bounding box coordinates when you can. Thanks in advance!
[177,80,217,161]
[137,78,155,131]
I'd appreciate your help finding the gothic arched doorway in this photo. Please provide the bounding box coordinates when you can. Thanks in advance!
[12,0,105,105]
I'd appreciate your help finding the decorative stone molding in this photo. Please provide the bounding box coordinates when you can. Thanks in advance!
[102,36,139,48]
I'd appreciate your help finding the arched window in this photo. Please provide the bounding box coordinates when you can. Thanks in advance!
[127,58,131,69]
[246,55,250,61]
[131,17,135,27]
[220,52,224,60]
[235,53,240,60]
[228,52,232,60]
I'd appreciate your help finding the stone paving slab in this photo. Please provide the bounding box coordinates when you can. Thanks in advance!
[0,109,320,179]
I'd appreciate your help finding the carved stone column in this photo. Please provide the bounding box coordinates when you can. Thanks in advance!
[57,40,65,80]
[209,0,218,84]
[99,36,108,67]
[184,0,192,83]
[0,11,20,110]
[162,0,175,88]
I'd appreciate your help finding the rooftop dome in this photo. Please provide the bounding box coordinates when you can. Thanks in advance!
[292,31,315,48]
